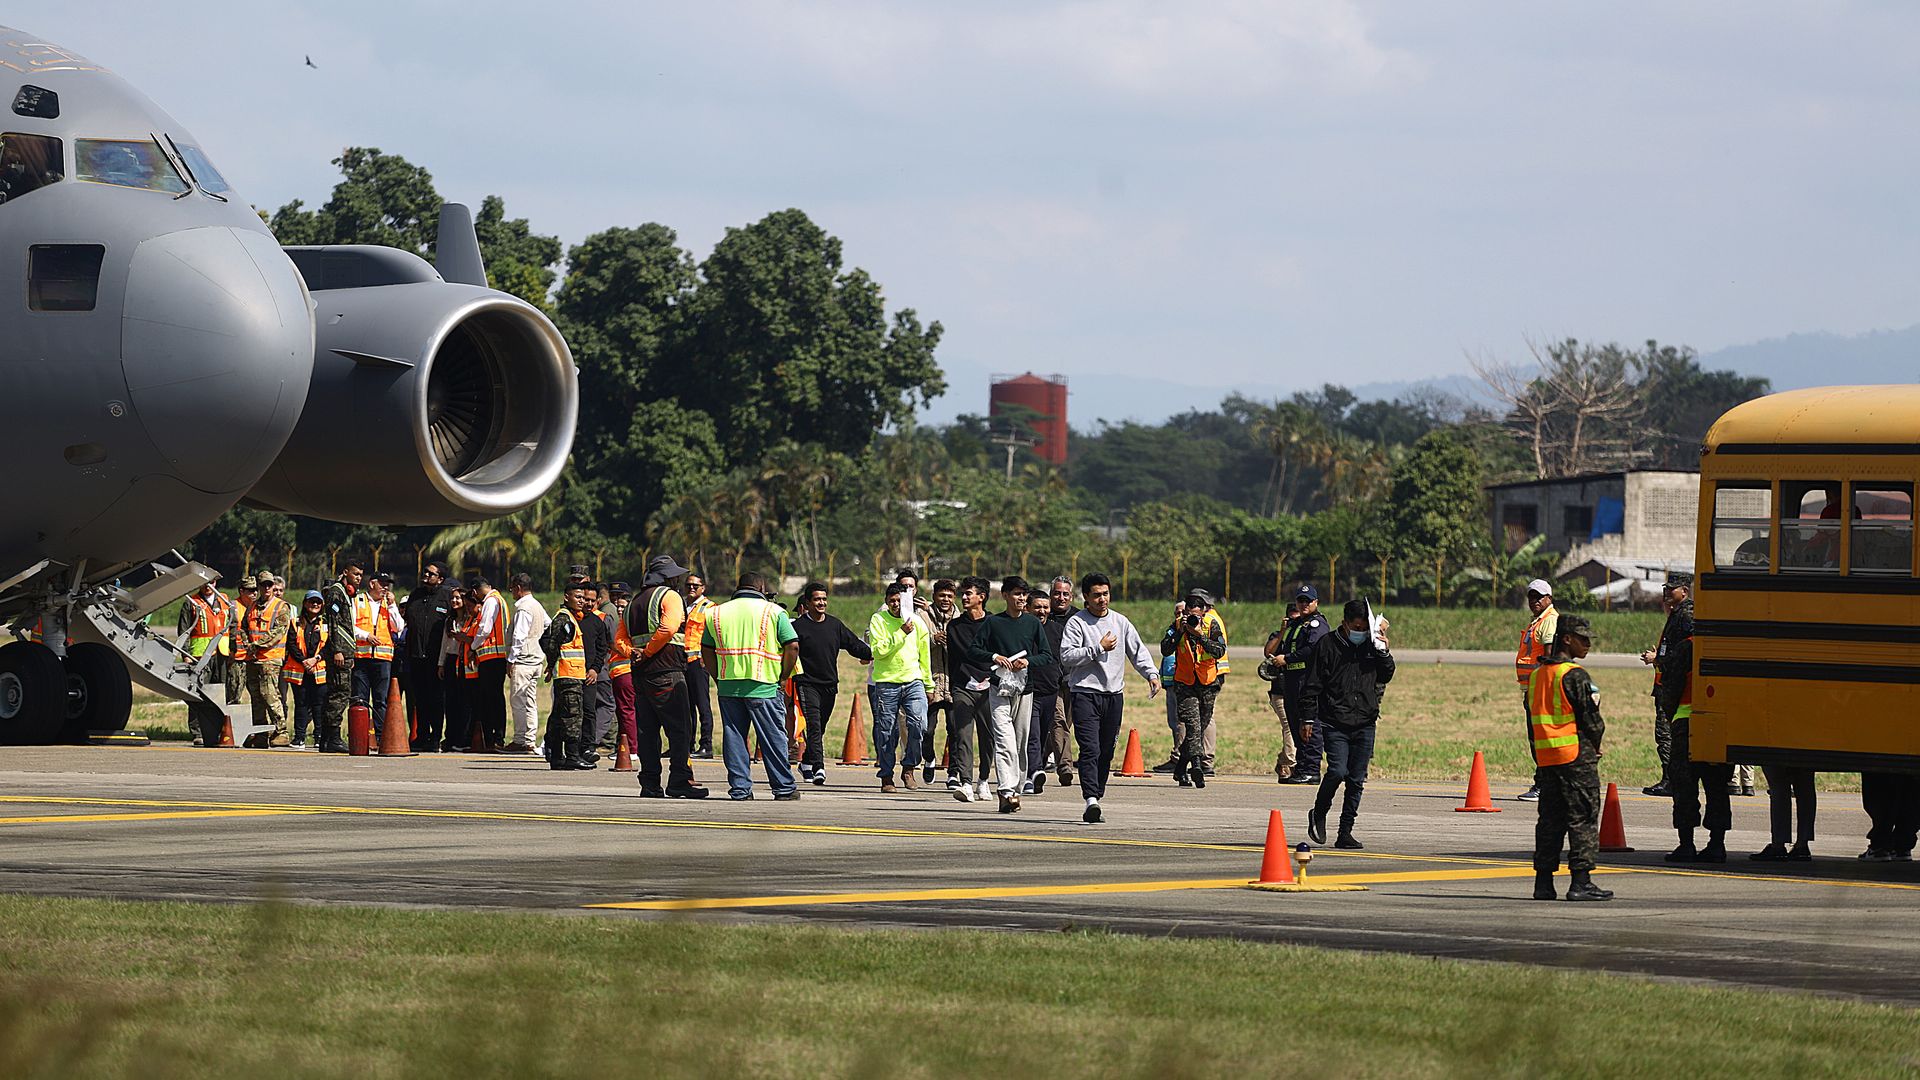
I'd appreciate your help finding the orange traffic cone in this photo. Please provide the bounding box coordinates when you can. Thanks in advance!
[612,733,636,772]
[1454,750,1502,812]
[378,677,413,756]
[216,715,234,748]
[839,694,869,766]
[1599,782,1634,852]
[1252,809,1296,885]
[1117,729,1151,778]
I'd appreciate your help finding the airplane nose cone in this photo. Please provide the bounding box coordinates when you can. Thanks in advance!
[121,227,314,493]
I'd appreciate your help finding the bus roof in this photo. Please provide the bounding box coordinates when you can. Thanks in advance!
[1705,385,1920,452]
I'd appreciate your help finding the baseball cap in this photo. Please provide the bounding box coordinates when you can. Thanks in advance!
[1525,578,1553,597]
[1294,584,1319,602]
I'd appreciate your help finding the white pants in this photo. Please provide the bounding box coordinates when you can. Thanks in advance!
[989,689,1032,794]
[509,662,542,747]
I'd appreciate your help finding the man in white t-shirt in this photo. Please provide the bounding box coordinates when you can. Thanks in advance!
[505,573,551,752]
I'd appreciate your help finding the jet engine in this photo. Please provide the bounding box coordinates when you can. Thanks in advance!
[246,244,577,525]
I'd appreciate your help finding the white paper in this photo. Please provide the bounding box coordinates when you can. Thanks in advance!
[1364,598,1386,651]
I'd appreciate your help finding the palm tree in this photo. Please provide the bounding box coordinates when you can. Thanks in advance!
[430,487,563,579]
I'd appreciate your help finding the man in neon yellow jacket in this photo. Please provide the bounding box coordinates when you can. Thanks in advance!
[866,582,935,793]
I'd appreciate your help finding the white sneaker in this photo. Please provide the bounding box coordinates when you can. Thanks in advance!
[953,783,976,803]
[1020,780,1036,795]
[975,781,992,801]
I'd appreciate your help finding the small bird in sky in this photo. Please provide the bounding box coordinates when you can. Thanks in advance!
[305,55,319,69]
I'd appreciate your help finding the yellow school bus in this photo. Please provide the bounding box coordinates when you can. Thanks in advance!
[1691,386,1920,773]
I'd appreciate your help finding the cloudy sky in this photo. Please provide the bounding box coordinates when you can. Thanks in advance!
[24,3,1920,420]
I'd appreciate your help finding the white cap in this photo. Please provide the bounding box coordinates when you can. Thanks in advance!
[1526,578,1553,597]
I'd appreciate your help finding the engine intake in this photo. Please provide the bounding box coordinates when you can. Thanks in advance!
[247,249,577,525]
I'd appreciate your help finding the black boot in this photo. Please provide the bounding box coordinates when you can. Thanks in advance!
[1698,831,1727,863]
[318,726,348,754]
[569,739,598,770]
[1175,752,1193,787]
[1190,757,1206,789]
[1565,870,1614,901]
[1533,870,1557,901]
[1665,831,1698,863]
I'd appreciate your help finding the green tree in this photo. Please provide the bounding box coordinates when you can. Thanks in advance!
[1382,429,1486,572]
[679,209,945,462]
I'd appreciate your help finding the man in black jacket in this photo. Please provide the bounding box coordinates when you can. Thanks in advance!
[1658,574,1731,863]
[401,561,453,752]
[1023,591,1069,793]
[792,582,873,786]
[945,576,996,802]
[1281,585,1330,784]
[1302,599,1395,849]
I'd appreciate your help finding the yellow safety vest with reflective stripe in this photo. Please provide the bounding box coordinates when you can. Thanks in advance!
[185,592,231,658]
[1527,660,1582,767]
[1282,618,1308,671]
[683,595,715,660]
[607,609,632,678]
[708,596,783,685]
[1671,636,1693,721]
[554,608,586,680]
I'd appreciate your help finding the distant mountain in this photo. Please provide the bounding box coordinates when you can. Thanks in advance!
[1698,325,1920,391]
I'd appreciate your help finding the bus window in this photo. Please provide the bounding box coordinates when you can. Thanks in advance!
[1711,482,1773,571]
[1849,484,1913,576]
[1779,481,1844,572]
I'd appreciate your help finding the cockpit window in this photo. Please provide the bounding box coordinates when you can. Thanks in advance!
[74,138,186,193]
[173,143,230,194]
[0,132,63,205]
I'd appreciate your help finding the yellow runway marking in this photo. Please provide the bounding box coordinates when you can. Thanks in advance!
[0,809,326,826]
[588,866,1566,911]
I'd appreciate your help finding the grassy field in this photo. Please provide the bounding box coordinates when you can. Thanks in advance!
[2,895,1915,1079]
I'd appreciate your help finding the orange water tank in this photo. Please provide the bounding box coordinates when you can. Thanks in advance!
[989,373,1068,464]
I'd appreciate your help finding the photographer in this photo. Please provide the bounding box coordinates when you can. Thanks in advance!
[1160,588,1227,789]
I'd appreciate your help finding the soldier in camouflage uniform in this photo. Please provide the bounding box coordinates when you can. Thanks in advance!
[540,581,596,770]
[319,561,364,754]
[1530,614,1613,901]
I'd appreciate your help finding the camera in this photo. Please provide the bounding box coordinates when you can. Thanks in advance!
[1183,613,1201,630]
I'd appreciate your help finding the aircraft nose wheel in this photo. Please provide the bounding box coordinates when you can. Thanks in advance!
[0,640,69,745]
[61,642,135,742]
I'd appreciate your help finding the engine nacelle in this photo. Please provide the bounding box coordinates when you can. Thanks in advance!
[246,247,577,525]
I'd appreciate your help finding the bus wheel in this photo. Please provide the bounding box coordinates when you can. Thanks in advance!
[0,640,68,745]
[62,642,134,741]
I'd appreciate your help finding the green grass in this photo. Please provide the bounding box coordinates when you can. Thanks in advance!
[1,895,1914,1079]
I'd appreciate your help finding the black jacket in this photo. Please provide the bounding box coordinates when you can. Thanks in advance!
[1653,598,1694,713]
[1031,610,1072,695]
[402,583,453,663]
[1281,612,1330,693]
[1300,630,1396,730]
[793,612,872,688]
[945,611,994,689]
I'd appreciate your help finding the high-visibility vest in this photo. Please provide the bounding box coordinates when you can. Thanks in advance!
[352,594,396,661]
[185,592,230,658]
[554,608,586,680]
[683,596,715,660]
[707,596,784,685]
[1281,618,1308,672]
[609,615,633,679]
[247,597,289,664]
[230,597,252,662]
[1527,660,1582,767]
[1173,609,1225,686]
[472,592,508,663]
[283,621,329,685]
[1515,604,1558,686]
[459,611,480,679]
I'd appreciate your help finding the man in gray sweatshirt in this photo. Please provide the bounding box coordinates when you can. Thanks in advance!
[1057,572,1162,824]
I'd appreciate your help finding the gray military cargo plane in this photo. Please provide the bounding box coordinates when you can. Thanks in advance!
[0,27,578,743]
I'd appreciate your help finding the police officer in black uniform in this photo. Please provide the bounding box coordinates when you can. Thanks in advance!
[1659,573,1732,863]
[401,561,453,751]
[1280,585,1329,784]
[1530,615,1613,901]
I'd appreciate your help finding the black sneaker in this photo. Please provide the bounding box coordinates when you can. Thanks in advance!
[1083,800,1102,824]
[693,748,714,760]
[1334,834,1364,850]
[665,784,710,800]
[1642,782,1670,797]
[1517,785,1540,802]
[811,769,827,787]
[1031,771,1047,794]
[773,791,801,801]
[1150,758,1179,774]
[922,763,935,784]
[1307,806,1327,846]
[1291,773,1320,786]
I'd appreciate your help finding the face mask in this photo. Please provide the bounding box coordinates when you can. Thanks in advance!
[1346,629,1368,644]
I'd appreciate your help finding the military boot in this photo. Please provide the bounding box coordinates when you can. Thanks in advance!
[1533,871,1557,901]
[318,726,349,754]
[568,739,598,771]
[1565,870,1614,901]
[1698,831,1727,863]
[1664,831,1698,863]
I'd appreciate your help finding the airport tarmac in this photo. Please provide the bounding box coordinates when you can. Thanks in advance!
[1,744,1916,1005]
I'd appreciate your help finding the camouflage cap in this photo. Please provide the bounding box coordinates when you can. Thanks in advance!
[1558,614,1594,643]
[238,574,258,590]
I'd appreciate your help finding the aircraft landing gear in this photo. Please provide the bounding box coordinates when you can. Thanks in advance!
[62,641,134,741]
[0,639,68,745]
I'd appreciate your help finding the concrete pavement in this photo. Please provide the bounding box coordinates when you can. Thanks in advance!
[0,745,1914,1004]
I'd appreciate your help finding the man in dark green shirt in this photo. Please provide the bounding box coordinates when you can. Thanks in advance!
[967,576,1053,812]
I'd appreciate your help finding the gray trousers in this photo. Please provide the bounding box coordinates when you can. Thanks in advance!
[591,677,617,749]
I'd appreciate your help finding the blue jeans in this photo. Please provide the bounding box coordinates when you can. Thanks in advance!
[351,658,392,735]
[1314,723,1377,833]
[870,681,928,781]
[720,695,796,798]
